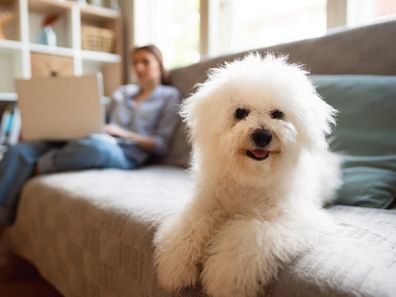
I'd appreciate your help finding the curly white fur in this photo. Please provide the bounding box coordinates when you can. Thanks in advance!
[154,54,342,297]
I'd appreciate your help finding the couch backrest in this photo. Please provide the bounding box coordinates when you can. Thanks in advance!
[160,19,396,167]
[170,18,396,98]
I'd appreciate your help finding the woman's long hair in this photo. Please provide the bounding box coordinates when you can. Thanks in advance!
[130,45,171,85]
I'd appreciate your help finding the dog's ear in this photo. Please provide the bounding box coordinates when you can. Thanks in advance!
[312,93,336,137]
[180,92,201,129]
[180,85,222,147]
[303,92,337,151]
[179,90,208,145]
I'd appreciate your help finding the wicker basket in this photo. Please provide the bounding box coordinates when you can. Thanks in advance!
[81,25,115,53]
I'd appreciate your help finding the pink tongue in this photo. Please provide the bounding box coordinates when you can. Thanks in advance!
[252,150,268,157]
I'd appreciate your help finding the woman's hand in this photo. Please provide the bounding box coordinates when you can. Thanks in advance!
[104,124,129,138]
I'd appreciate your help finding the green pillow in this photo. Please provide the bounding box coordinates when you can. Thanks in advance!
[311,75,396,208]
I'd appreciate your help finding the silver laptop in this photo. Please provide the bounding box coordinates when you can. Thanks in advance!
[16,74,105,141]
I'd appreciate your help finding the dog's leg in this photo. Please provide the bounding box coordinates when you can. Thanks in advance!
[201,218,303,297]
[154,203,217,292]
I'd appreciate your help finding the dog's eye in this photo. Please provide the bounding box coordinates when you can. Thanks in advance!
[270,109,284,120]
[235,108,250,120]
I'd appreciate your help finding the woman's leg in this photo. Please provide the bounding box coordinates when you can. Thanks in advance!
[0,141,54,224]
[37,134,136,173]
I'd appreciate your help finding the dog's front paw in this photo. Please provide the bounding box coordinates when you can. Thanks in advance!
[154,220,202,292]
[156,251,200,292]
[201,219,284,297]
[202,263,264,297]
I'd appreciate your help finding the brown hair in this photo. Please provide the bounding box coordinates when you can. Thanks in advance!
[130,44,171,85]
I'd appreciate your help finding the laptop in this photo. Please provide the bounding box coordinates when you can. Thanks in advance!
[16,73,105,141]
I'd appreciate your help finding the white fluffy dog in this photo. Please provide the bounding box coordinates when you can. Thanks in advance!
[154,54,342,297]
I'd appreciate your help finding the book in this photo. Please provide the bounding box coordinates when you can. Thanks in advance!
[8,106,21,145]
[0,103,20,146]
[0,104,12,145]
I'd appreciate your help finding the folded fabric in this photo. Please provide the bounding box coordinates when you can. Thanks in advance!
[311,75,396,208]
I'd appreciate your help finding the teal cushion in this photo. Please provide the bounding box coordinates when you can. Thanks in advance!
[311,75,396,208]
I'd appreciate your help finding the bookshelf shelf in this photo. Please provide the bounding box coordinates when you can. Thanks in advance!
[81,49,120,63]
[0,39,24,52]
[0,92,17,101]
[30,43,74,57]
[80,5,120,22]
[28,0,73,14]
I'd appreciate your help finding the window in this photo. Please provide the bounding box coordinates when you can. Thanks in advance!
[133,0,200,68]
[347,0,396,26]
[212,0,327,56]
[129,0,396,68]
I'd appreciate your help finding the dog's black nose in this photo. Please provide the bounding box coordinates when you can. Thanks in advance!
[251,129,272,147]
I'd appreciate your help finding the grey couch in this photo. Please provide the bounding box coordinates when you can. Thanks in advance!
[5,19,396,297]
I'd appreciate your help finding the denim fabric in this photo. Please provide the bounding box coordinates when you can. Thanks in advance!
[0,134,136,224]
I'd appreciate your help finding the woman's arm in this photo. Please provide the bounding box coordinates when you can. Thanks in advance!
[105,86,181,154]
[106,84,158,150]
[150,89,181,155]
[104,124,157,152]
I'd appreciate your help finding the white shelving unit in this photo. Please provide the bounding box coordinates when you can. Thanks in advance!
[0,0,122,101]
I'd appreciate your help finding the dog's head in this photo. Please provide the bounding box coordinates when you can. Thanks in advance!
[181,54,336,186]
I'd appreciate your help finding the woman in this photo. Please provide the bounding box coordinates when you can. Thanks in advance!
[0,45,181,229]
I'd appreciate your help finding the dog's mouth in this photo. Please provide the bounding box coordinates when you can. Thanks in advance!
[246,149,269,161]
[246,149,280,161]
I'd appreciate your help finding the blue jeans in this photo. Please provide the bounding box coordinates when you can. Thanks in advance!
[0,134,136,224]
